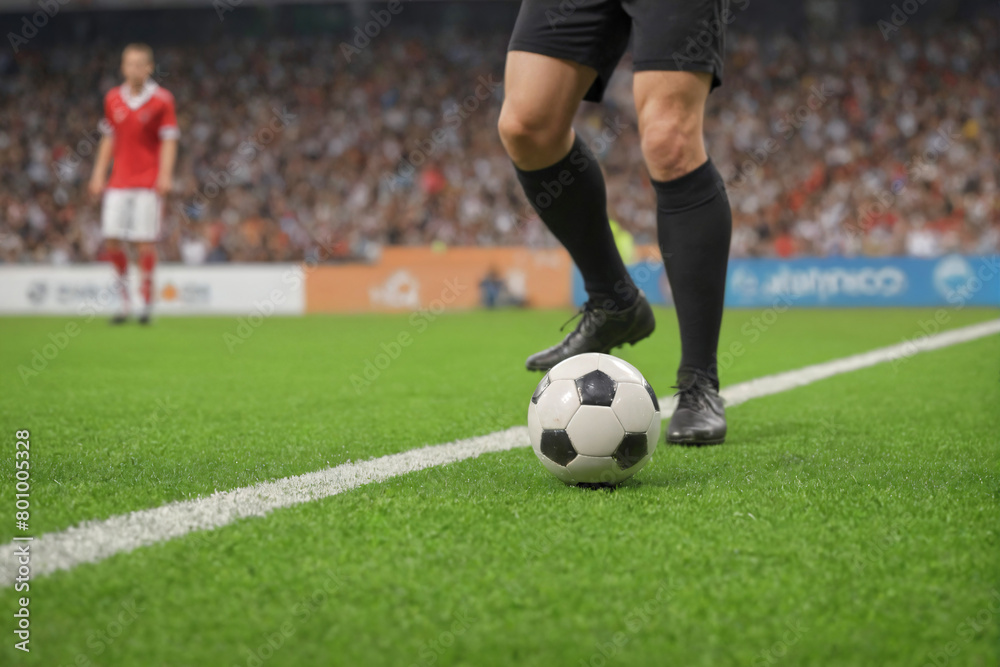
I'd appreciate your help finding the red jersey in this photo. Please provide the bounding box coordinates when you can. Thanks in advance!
[101,80,178,189]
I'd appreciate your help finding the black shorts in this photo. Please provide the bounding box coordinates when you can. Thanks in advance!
[508,0,728,102]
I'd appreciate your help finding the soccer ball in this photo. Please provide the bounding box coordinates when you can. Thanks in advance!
[527,353,660,487]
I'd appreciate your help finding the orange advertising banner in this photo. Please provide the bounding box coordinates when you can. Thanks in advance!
[304,246,572,313]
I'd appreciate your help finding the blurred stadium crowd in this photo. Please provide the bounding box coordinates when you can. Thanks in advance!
[0,18,996,264]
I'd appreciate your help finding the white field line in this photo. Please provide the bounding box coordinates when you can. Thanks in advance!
[722,316,1000,407]
[3,318,998,585]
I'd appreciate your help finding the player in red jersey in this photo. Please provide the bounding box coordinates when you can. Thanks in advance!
[88,43,178,325]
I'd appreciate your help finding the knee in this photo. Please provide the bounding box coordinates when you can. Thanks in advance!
[497,105,568,167]
[640,116,704,182]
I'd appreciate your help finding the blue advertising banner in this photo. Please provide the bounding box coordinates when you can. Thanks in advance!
[572,255,1000,308]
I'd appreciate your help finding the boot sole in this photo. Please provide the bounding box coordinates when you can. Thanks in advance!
[613,323,655,351]
[666,436,726,446]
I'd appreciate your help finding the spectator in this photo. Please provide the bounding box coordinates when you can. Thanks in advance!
[0,20,996,263]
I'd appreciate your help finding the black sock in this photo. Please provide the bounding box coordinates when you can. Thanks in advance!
[652,159,732,387]
[515,136,637,308]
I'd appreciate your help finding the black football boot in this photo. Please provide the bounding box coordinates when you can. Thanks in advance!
[525,291,656,372]
[665,369,726,445]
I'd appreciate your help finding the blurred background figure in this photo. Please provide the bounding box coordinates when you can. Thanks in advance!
[480,265,526,309]
[88,43,178,324]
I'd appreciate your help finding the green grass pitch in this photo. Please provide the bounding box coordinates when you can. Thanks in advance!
[1,307,998,666]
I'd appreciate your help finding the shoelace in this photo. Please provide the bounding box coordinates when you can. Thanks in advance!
[673,377,714,411]
[559,301,598,333]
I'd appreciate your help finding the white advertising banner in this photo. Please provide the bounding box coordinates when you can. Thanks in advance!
[0,264,305,316]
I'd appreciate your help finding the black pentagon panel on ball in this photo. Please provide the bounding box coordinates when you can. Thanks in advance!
[540,429,577,466]
[531,373,551,405]
[643,380,660,411]
[576,370,616,407]
[612,432,648,470]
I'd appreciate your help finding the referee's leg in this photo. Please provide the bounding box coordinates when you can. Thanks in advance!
[497,51,593,170]
[634,71,712,183]
[500,52,648,370]
[635,70,731,443]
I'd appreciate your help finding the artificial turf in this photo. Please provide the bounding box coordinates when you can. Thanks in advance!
[0,308,997,666]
